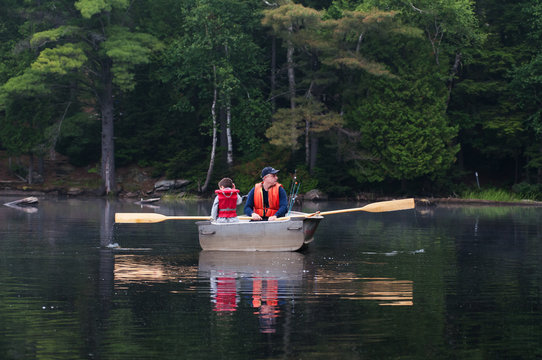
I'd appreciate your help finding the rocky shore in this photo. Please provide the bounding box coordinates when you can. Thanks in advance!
[2,154,542,206]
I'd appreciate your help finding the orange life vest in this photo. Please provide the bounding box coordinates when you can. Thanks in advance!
[215,189,239,218]
[253,182,282,218]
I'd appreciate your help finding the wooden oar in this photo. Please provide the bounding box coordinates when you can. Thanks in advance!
[114,213,290,224]
[115,213,212,223]
[316,198,415,216]
[115,198,414,224]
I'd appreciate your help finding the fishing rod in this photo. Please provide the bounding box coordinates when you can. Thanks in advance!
[287,171,301,216]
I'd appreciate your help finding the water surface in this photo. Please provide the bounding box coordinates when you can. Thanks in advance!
[1,198,542,359]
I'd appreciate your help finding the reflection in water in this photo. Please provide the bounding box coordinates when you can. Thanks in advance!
[114,254,198,286]
[198,251,414,334]
[199,251,304,333]
[309,271,413,306]
[5,199,542,359]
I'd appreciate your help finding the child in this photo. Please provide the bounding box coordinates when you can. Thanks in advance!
[211,178,242,223]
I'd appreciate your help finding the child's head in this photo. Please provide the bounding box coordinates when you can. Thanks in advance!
[218,177,234,189]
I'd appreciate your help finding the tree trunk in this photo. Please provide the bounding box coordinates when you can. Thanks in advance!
[27,153,33,185]
[305,119,310,166]
[287,32,295,110]
[270,35,277,113]
[514,153,519,184]
[38,155,44,177]
[100,60,116,195]
[446,52,461,108]
[226,94,233,166]
[219,106,227,162]
[202,65,218,193]
[310,136,318,174]
[50,101,72,160]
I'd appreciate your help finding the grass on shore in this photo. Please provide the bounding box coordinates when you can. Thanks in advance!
[461,188,535,202]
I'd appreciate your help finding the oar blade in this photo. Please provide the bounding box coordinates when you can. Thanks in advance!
[318,198,415,216]
[115,213,168,223]
[359,198,415,213]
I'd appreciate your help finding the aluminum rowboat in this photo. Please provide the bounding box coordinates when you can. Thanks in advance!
[196,212,322,252]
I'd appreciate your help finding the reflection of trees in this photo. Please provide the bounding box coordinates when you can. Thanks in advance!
[308,271,413,306]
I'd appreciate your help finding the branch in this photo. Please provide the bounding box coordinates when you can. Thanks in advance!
[262,0,278,7]
[409,2,423,13]
[338,127,360,138]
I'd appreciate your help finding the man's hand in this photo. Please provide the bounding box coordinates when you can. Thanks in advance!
[251,212,262,221]
[268,215,277,221]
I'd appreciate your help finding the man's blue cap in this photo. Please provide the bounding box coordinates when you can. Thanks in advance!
[261,166,279,178]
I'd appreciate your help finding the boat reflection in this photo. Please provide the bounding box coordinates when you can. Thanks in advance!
[198,251,305,333]
[110,250,413,335]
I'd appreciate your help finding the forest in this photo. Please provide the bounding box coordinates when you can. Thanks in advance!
[1,0,541,199]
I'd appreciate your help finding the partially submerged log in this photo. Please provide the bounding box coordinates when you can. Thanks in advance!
[4,196,39,207]
[134,197,160,205]
[3,197,39,213]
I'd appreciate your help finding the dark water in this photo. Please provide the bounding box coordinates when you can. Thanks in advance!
[1,198,542,359]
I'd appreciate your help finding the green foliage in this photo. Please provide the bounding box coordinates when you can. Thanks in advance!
[512,182,542,201]
[32,44,87,75]
[75,0,129,19]
[1,71,48,97]
[232,97,272,156]
[461,187,530,202]
[1,0,542,195]
[56,112,101,166]
[104,27,163,91]
[0,97,55,156]
[346,75,458,182]
[266,97,343,149]
[30,26,80,48]
[289,166,319,193]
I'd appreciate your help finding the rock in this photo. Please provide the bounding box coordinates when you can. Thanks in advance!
[31,172,44,184]
[304,189,328,201]
[154,179,190,191]
[67,187,83,196]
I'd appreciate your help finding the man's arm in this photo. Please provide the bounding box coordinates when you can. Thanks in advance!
[275,187,288,217]
[244,188,255,216]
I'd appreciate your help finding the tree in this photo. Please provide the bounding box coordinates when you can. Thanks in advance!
[509,0,542,183]
[165,0,267,191]
[359,0,483,106]
[346,75,458,185]
[0,0,161,194]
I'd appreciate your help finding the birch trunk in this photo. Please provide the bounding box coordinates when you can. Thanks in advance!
[202,65,218,193]
[226,94,233,166]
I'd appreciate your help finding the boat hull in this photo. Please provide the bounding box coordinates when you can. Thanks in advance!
[196,215,322,252]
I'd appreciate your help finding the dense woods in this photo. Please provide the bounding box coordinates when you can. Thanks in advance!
[1,0,541,198]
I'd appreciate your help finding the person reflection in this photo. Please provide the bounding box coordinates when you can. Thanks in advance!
[211,273,238,313]
[252,278,280,333]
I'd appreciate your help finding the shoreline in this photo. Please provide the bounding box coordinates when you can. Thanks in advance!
[1,188,542,207]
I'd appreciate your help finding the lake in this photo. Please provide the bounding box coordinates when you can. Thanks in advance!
[1,197,542,359]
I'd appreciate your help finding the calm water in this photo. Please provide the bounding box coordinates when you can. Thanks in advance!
[1,197,542,359]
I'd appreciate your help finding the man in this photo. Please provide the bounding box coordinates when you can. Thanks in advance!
[244,166,288,221]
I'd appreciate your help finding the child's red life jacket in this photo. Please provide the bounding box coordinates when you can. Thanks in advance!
[215,189,240,218]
